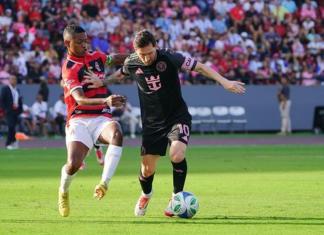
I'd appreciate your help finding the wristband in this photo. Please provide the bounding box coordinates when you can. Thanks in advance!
[106,55,113,66]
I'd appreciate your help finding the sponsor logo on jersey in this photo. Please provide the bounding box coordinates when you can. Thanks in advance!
[95,61,101,72]
[145,75,161,91]
[135,68,144,75]
[156,61,167,72]
[74,110,82,114]
[102,108,111,113]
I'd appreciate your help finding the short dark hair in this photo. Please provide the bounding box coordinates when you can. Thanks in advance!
[63,24,85,40]
[133,29,156,48]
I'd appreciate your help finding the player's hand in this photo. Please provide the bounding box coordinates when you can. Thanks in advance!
[83,70,104,88]
[106,95,126,108]
[223,81,246,94]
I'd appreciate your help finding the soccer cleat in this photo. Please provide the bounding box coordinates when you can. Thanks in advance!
[134,192,152,216]
[95,146,104,166]
[58,190,69,217]
[94,182,108,200]
[164,199,175,217]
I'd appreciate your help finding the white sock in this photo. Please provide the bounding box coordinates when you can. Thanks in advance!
[59,165,75,193]
[142,191,153,198]
[101,145,122,185]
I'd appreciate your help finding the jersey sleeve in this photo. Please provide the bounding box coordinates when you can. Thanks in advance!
[166,50,197,72]
[120,56,131,75]
[95,51,107,65]
[62,67,82,94]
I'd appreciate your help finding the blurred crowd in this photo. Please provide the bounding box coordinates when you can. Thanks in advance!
[0,0,323,86]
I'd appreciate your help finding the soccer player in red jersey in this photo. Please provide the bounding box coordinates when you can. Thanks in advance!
[58,24,127,217]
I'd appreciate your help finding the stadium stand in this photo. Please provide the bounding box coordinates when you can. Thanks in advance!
[0,0,323,86]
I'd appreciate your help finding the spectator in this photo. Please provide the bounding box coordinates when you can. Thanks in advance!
[38,79,49,102]
[31,93,48,137]
[0,9,12,29]
[0,0,323,86]
[277,77,292,135]
[0,64,12,85]
[0,75,23,149]
[300,0,317,20]
[301,65,317,86]
[119,101,139,139]
[91,32,109,53]
[52,94,66,136]
[19,104,35,136]
[282,0,297,13]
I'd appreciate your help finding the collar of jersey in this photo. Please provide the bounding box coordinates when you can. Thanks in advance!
[67,53,86,64]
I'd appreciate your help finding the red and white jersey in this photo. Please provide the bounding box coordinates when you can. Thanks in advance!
[61,51,112,123]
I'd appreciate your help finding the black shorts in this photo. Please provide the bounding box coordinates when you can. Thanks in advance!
[141,120,191,156]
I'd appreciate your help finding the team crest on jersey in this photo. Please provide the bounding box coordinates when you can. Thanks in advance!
[145,75,161,91]
[156,61,167,72]
[95,61,101,72]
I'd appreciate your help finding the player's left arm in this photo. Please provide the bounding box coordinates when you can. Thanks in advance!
[168,50,245,94]
[193,62,246,94]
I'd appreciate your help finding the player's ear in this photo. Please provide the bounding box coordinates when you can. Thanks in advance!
[64,40,70,48]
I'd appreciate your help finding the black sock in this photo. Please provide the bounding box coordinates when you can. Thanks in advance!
[172,158,187,194]
[139,171,154,195]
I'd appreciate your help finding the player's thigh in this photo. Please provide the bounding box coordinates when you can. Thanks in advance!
[141,132,169,156]
[89,116,122,146]
[66,118,93,150]
[141,154,161,177]
[168,122,191,163]
[168,122,191,144]
[67,141,89,167]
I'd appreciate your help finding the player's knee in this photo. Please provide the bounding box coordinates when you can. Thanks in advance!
[65,163,78,175]
[142,166,155,177]
[110,128,123,144]
[142,169,155,178]
[66,160,82,174]
[170,151,185,163]
[105,122,123,145]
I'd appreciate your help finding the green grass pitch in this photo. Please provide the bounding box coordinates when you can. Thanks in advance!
[1,145,324,235]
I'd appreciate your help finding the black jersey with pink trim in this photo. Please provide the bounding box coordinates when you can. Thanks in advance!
[61,51,112,122]
[121,49,197,131]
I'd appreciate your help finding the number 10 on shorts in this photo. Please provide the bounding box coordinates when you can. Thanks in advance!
[178,124,190,142]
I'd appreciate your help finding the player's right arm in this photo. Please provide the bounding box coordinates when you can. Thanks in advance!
[63,66,125,107]
[83,55,131,88]
[71,88,125,107]
[106,54,129,66]
[83,69,125,88]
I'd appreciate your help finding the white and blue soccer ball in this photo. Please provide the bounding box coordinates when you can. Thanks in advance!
[171,191,199,218]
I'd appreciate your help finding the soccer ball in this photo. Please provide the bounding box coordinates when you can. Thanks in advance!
[171,191,199,218]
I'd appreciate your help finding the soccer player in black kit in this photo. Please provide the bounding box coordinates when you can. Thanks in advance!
[84,29,245,217]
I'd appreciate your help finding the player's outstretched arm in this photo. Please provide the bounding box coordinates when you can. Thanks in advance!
[71,88,125,107]
[194,62,246,94]
[106,54,129,66]
[83,69,125,88]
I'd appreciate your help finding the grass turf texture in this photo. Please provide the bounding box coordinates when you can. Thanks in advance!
[0,145,324,235]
